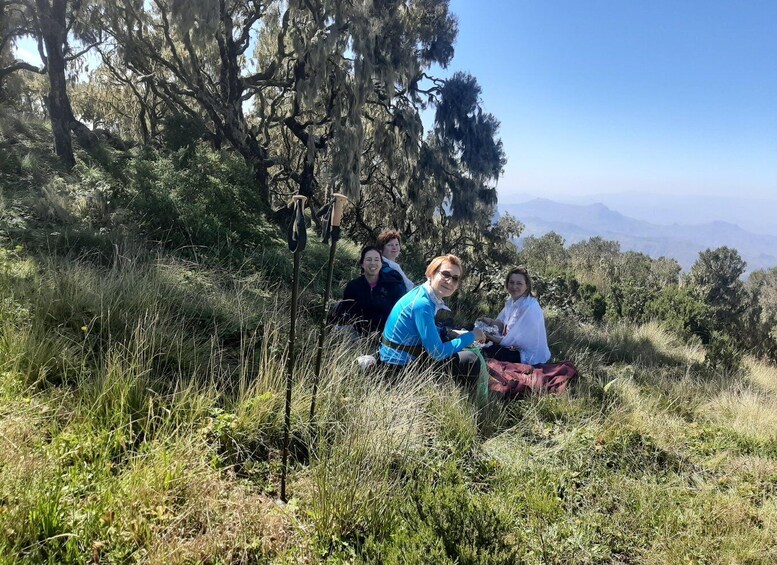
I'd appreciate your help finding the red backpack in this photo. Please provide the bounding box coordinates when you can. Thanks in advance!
[487,360,578,399]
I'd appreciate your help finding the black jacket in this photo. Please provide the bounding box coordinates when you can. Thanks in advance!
[337,269,406,334]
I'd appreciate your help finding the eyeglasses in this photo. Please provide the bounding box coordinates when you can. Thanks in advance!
[438,270,461,284]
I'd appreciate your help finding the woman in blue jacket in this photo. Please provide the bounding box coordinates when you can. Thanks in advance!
[380,254,485,380]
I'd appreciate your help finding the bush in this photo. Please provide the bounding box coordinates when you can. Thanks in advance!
[126,144,272,253]
[606,282,656,323]
[361,463,518,565]
[161,113,209,151]
[703,331,743,376]
[577,282,607,321]
[646,286,713,342]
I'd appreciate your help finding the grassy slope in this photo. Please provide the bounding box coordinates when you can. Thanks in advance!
[1,113,777,563]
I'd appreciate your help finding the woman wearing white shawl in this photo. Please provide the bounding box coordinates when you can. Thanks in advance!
[377,229,415,293]
[479,266,551,365]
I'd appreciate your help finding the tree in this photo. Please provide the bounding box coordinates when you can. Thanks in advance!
[568,236,621,292]
[0,0,100,167]
[93,0,465,214]
[7,0,509,265]
[346,69,506,264]
[686,246,746,332]
[519,231,569,274]
[743,267,777,359]
[747,267,777,333]
[0,0,29,104]
[70,52,165,145]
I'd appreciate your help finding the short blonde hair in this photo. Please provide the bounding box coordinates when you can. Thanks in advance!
[425,254,463,279]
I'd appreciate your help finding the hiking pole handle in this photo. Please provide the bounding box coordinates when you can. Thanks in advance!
[331,193,347,227]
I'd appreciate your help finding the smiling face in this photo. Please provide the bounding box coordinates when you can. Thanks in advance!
[506,273,528,300]
[429,261,461,299]
[382,238,401,261]
[361,249,383,278]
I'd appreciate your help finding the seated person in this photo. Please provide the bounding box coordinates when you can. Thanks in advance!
[478,266,551,365]
[380,254,485,381]
[377,229,414,292]
[334,246,406,336]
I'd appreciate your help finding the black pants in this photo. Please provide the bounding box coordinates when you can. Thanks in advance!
[483,343,521,363]
[439,350,481,383]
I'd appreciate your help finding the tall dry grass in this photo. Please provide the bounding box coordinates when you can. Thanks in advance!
[2,244,777,562]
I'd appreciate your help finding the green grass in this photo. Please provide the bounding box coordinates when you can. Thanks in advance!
[2,113,777,563]
[2,243,776,563]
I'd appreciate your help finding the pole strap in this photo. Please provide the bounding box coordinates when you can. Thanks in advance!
[287,195,307,253]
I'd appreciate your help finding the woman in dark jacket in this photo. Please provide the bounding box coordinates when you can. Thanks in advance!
[337,246,406,335]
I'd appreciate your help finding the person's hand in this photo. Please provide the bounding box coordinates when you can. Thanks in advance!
[487,333,503,345]
[472,327,486,342]
[446,328,466,339]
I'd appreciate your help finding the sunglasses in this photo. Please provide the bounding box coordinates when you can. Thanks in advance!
[438,270,461,284]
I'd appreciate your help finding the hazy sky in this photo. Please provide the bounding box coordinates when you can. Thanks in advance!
[440,0,777,203]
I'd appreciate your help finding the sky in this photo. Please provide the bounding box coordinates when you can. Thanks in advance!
[438,0,777,203]
[13,1,777,205]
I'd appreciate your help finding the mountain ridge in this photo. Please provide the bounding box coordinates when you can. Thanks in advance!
[501,198,777,274]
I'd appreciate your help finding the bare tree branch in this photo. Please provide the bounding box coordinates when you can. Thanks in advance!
[63,40,99,61]
[0,60,45,79]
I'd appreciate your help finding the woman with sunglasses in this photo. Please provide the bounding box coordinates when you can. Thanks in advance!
[380,254,485,380]
[478,266,551,365]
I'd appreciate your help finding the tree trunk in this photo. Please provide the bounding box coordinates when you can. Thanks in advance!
[36,0,76,168]
[138,104,149,145]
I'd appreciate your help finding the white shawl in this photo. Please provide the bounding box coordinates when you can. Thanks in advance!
[496,295,551,365]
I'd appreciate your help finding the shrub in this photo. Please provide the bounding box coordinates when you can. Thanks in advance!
[126,144,272,253]
[703,331,743,377]
[577,282,607,321]
[646,285,713,342]
[361,462,518,565]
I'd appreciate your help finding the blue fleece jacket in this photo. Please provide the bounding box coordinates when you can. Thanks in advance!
[380,284,475,365]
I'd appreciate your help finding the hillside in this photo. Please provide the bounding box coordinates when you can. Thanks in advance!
[2,118,777,563]
[502,198,777,274]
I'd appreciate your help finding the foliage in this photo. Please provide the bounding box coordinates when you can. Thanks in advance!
[645,285,713,342]
[345,70,510,296]
[519,231,569,274]
[362,462,518,565]
[126,143,273,252]
[703,331,744,376]
[687,246,747,331]
[568,236,621,291]
[742,267,777,360]
[1,0,103,167]
[2,215,777,562]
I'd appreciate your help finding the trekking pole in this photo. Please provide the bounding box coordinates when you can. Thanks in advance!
[309,193,348,432]
[280,194,307,503]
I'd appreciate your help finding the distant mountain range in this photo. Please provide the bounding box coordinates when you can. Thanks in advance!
[564,193,777,238]
[499,198,777,275]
